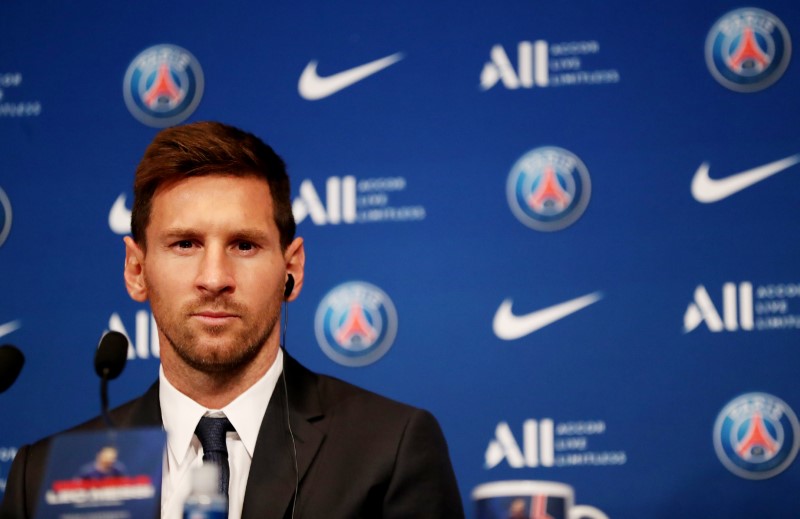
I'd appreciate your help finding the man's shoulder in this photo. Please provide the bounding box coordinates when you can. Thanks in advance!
[69,381,162,432]
[283,356,464,518]
[316,370,419,414]
[21,381,158,453]
[289,355,436,430]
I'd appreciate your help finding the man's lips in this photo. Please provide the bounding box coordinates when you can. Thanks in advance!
[191,311,239,324]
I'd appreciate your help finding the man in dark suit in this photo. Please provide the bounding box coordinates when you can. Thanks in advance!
[1,122,463,518]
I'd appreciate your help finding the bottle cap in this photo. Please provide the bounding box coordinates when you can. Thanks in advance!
[190,464,220,495]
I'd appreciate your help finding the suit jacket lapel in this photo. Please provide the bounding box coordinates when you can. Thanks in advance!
[241,352,326,519]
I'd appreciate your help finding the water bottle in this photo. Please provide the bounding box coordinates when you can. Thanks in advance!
[183,464,227,519]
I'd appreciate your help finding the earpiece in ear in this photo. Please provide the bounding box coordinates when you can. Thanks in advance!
[284,274,295,299]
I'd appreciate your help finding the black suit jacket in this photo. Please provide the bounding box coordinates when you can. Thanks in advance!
[0,353,464,518]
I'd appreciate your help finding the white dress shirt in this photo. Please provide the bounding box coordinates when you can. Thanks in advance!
[159,348,283,519]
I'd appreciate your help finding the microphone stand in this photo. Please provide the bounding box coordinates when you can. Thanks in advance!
[101,367,114,428]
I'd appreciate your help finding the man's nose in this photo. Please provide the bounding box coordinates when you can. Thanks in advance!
[195,246,235,294]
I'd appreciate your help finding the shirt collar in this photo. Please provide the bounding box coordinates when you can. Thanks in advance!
[159,348,283,467]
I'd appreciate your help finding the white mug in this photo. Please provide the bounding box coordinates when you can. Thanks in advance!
[472,480,608,519]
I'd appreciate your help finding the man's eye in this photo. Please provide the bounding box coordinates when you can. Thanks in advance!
[177,240,193,249]
[238,242,254,251]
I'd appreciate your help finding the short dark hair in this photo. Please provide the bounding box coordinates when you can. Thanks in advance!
[130,121,295,250]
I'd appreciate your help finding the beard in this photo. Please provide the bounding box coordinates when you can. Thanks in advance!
[152,293,280,375]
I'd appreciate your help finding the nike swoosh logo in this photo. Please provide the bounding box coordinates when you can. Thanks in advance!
[0,320,21,340]
[298,52,404,100]
[109,193,132,235]
[691,154,800,203]
[493,292,603,341]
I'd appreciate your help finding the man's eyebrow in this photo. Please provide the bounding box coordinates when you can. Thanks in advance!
[158,227,272,242]
[230,229,272,242]
[158,227,201,239]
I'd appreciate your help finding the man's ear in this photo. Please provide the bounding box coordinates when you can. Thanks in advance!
[284,237,305,302]
[123,236,148,302]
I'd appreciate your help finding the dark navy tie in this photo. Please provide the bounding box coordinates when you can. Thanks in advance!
[194,416,236,496]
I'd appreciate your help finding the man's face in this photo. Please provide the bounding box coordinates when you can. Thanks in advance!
[96,447,117,471]
[124,174,302,374]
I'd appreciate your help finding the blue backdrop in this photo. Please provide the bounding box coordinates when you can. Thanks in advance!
[2,1,800,517]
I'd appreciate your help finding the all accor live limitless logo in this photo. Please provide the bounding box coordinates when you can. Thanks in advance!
[684,282,800,333]
[485,419,626,469]
[480,40,620,91]
[292,176,425,225]
[0,72,41,118]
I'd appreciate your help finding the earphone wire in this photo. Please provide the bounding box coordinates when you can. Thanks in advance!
[281,300,299,519]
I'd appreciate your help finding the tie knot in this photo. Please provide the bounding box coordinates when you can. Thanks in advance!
[195,416,234,454]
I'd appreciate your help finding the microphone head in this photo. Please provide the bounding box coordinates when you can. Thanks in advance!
[0,344,24,394]
[94,331,129,380]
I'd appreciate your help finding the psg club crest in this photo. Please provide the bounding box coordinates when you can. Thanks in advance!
[506,146,591,232]
[0,186,12,248]
[315,281,398,367]
[705,8,792,93]
[713,392,800,479]
[123,44,204,127]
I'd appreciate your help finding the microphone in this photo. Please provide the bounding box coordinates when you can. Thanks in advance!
[0,344,24,394]
[94,331,129,426]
